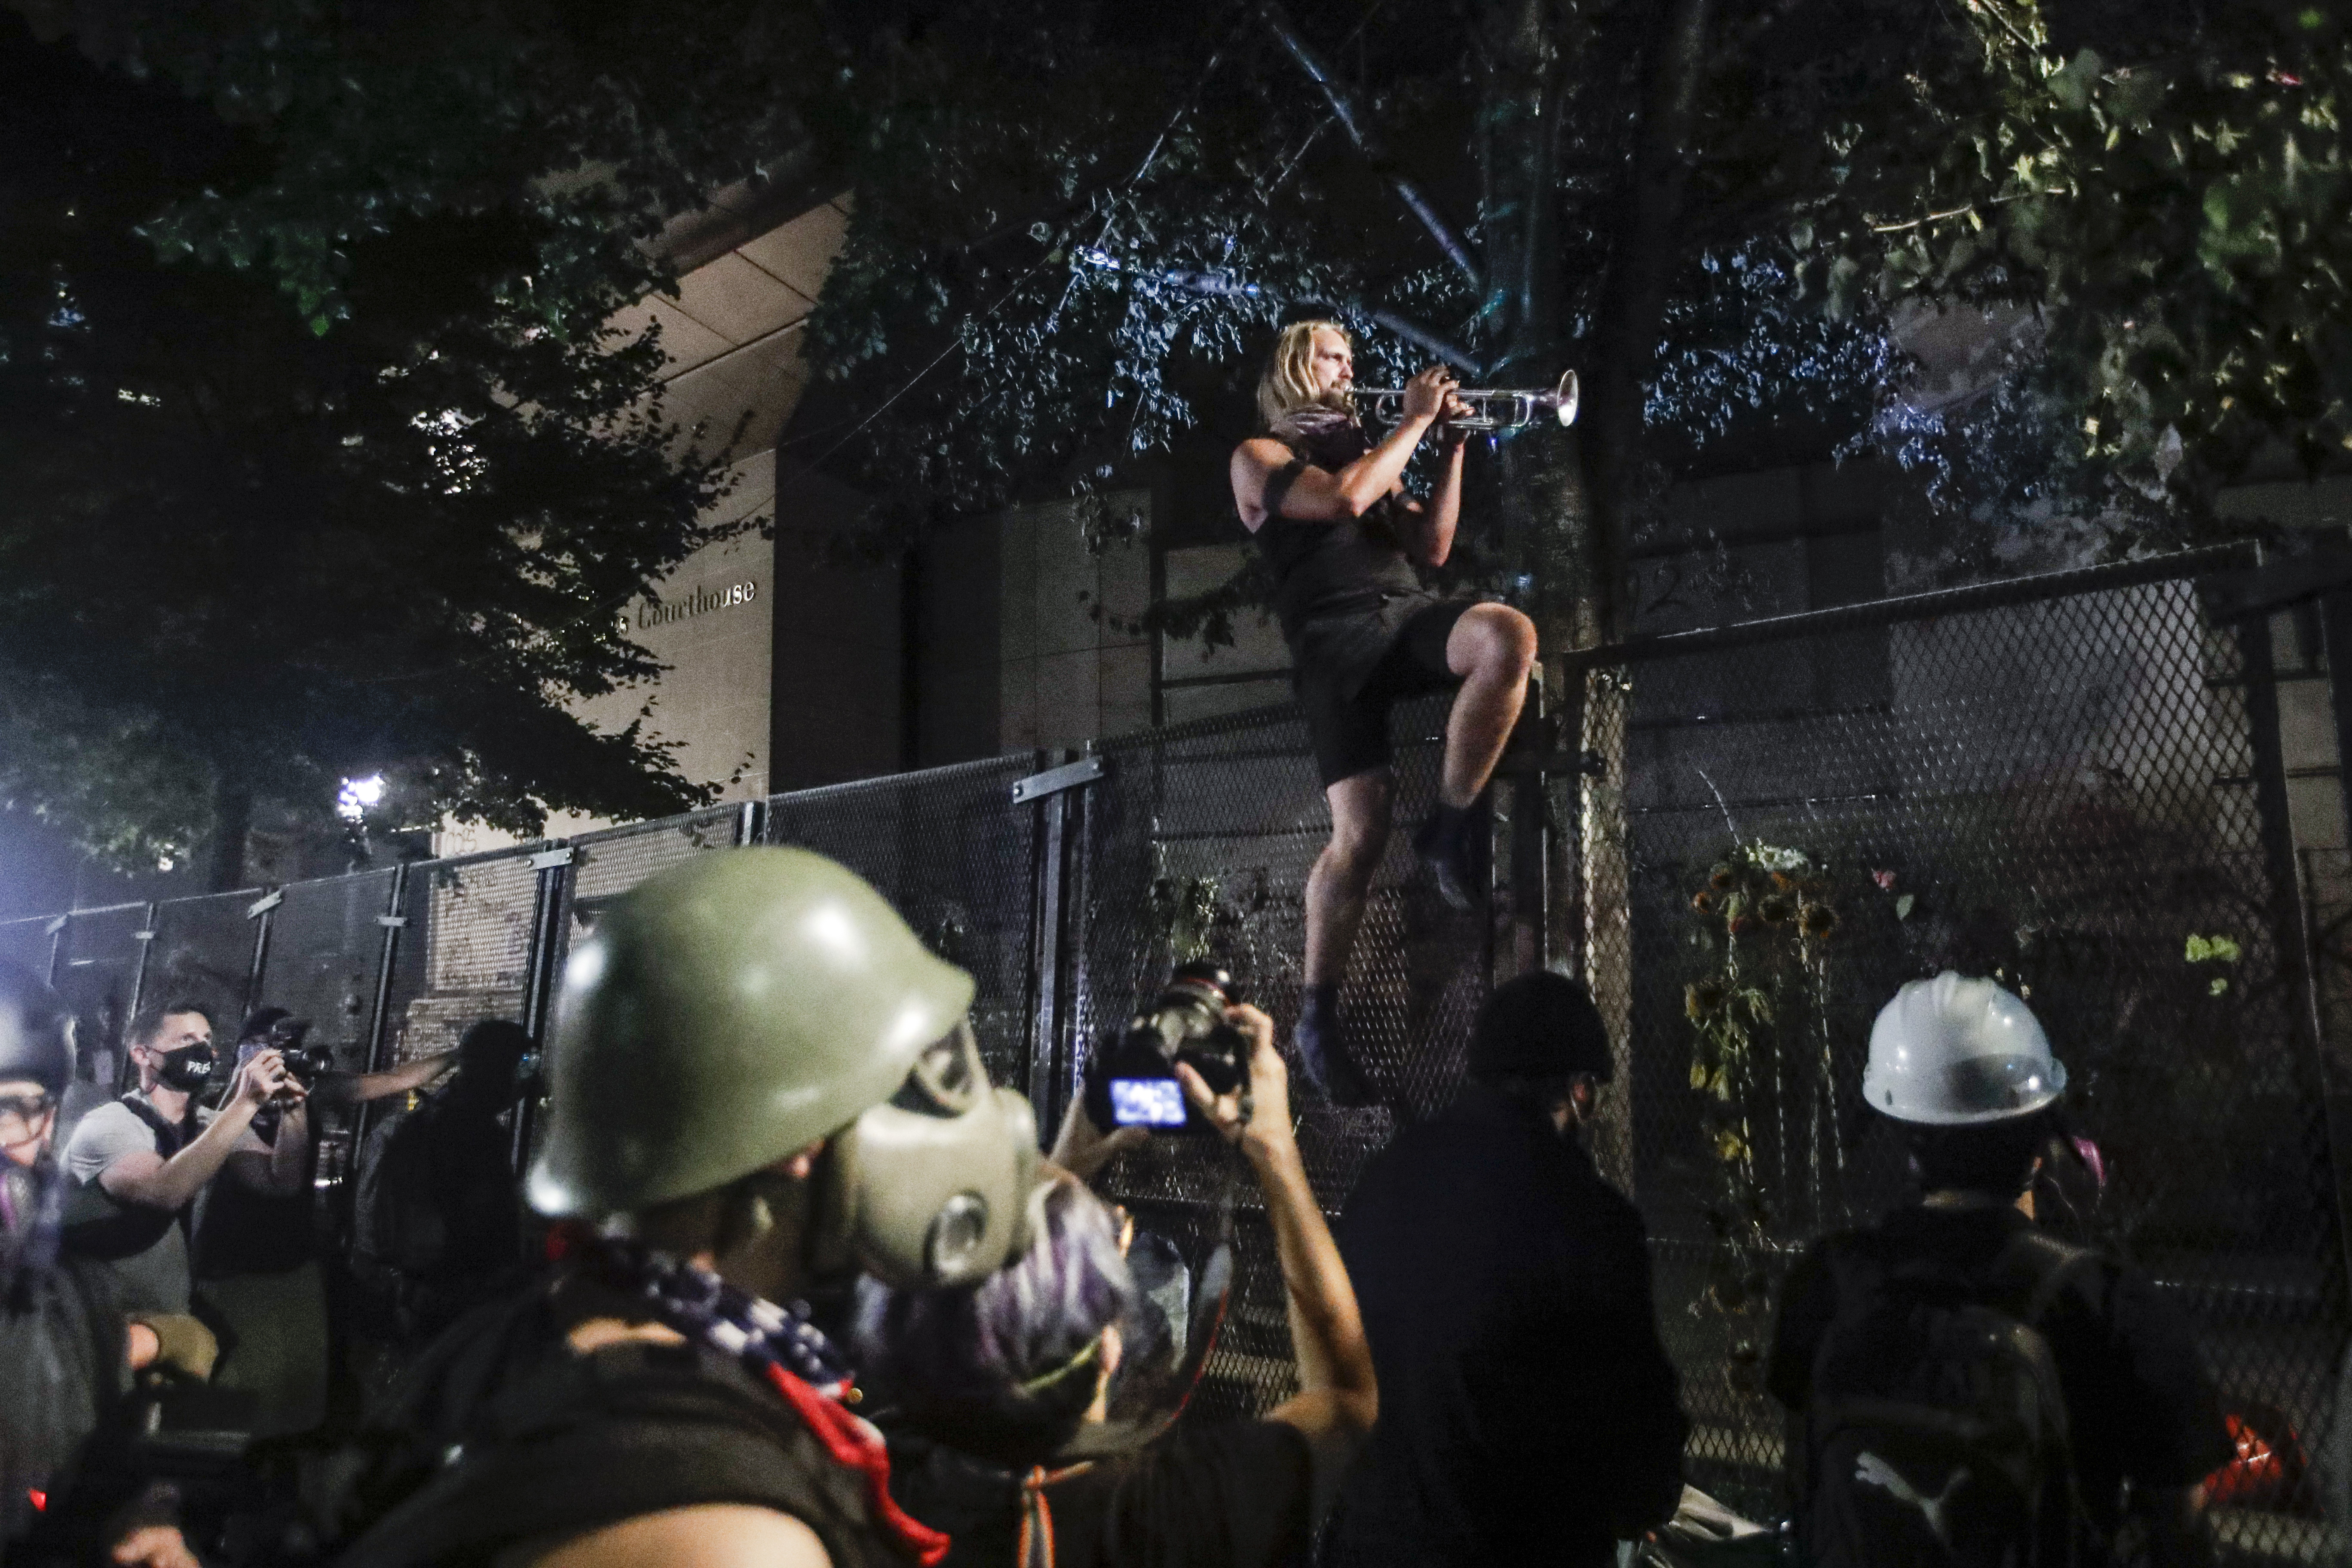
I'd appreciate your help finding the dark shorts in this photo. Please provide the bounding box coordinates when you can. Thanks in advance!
[1297,599,1473,787]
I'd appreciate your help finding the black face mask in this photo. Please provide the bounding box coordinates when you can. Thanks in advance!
[155,1044,217,1093]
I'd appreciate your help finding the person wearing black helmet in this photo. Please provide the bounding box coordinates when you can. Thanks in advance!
[1327,971,1687,1568]
[0,959,208,1568]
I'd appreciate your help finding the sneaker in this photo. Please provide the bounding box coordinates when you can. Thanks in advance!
[1412,805,1486,913]
[1295,1000,1376,1107]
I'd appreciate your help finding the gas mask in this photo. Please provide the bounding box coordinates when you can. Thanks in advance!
[811,1021,1040,1289]
[153,1043,217,1095]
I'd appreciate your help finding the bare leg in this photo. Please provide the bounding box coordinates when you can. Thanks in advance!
[1439,603,1539,808]
[1305,770,1393,988]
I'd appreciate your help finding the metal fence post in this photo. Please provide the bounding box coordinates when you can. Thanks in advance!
[512,846,575,1174]
[736,798,766,846]
[2241,610,2352,1310]
[243,888,285,1021]
[1500,673,1549,980]
[1014,750,1107,1139]
[120,903,159,1094]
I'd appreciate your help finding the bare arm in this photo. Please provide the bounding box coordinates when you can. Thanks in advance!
[313,1048,457,1108]
[99,1051,291,1211]
[1229,364,1461,530]
[1397,432,1468,566]
[527,1504,831,1568]
[1177,1005,1377,1522]
[226,1097,312,1195]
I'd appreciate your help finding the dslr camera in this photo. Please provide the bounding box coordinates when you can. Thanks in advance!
[261,1014,333,1084]
[1083,962,1248,1136]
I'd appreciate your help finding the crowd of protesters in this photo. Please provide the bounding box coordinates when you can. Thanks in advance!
[0,839,2267,1568]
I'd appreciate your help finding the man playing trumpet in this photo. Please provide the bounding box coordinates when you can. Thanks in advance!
[1230,320,1537,1105]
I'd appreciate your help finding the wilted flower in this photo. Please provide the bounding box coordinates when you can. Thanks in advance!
[1713,1127,1748,1162]
[1686,979,1729,1020]
[1873,870,1897,892]
[1728,914,1754,936]
[1708,865,1736,891]
[1800,902,1839,938]
[1691,889,1717,914]
[1757,895,1795,926]
[1768,871,1795,891]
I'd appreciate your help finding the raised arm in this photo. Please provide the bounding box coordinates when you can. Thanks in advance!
[99,1050,293,1212]
[313,1047,457,1107]
[1396,427,1469,566]
[1230,365,1461,530]
[1177,1004,1377,1521]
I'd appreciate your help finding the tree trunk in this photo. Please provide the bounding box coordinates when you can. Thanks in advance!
[1475,0,1714,1195]
[204,773,252,893]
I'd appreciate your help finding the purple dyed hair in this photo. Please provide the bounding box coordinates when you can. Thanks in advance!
[854,1177,1137,1463]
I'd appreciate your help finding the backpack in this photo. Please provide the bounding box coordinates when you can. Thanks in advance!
[355,1102,449,1278]
[1798,1226,2095,1568]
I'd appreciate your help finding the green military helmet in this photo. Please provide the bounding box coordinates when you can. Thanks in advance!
[527,845,978,1220]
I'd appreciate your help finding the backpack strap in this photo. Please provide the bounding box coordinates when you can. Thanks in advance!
[1982,1227,2100,1330]
[115,1093,187,1159]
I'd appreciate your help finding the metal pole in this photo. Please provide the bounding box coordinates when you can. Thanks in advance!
[243,889,285,1023]
[737,798,766,846]
[512,847,574,1175]
[338,864,413,1238]
[1503,674,1549,980]
[2243,610,2352,1304]
[1027,752,1070,1138]
[121,903,159,1094]
[43,915,67,988]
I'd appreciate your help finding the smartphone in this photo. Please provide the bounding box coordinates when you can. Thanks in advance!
[1109,1077,1188,1127]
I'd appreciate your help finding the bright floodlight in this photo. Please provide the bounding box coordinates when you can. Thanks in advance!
[338,774,388,821]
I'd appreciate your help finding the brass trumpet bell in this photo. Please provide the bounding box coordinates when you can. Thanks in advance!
[1356,369,1579,431]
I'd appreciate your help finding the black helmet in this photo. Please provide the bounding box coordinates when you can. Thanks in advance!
[0,961,73,1096]
[1467,971,1611,1082]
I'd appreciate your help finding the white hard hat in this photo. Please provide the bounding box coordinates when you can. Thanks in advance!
[1863,971,2067,1126]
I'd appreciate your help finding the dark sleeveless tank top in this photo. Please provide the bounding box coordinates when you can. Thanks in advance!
[1253,408,1425,643]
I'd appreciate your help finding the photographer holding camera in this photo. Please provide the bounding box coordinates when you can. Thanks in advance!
[189,1006,456,1436]
[61,1001,295,1318]
[860,993,1379,1568]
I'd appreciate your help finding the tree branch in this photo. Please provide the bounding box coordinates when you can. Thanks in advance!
[1257,0,1485,291]
[1069,251,1483,372]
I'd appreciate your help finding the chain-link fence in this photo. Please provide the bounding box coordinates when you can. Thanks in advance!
[1562,546,2348,1562]
[15,545,2352,1559]
[1066,690,1491,1422]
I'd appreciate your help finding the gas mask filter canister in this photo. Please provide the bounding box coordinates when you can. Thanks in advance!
[814,1022,1040,1289]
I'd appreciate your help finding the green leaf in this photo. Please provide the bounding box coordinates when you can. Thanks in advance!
[2049,49,2104,113]
[1895,893,1914,920]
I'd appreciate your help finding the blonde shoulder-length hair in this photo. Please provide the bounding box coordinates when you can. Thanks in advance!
[1256,319,1354,430]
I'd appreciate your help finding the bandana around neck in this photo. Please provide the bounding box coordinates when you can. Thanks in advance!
[581,1234,949,1566]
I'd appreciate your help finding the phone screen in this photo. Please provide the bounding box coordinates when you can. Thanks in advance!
[1109,1077,1188,1127]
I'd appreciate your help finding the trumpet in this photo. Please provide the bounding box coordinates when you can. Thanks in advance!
[1356,369,1580,431]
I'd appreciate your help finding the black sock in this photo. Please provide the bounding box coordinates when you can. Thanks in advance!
[1302,983,1340,1026]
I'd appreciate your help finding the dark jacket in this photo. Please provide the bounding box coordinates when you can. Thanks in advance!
[334,1277,929,1568]
[1329,1082,1687,1568]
